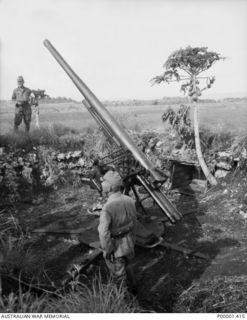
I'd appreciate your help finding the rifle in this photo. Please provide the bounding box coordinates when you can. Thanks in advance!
[43,39,182,223]
[30,90,48,129]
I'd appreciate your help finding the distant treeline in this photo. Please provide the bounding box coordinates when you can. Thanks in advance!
[1,96,246,105]
[41,97,80,103]
[103,96,247,106]
[0,97,79,104]
[220,97,247,102]
[104,97,216,106]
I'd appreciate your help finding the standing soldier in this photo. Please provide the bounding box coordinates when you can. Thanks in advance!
[12,76,34,132]
[98,170,138,293]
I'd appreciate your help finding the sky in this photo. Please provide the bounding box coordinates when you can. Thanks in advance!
[0,0,247,101]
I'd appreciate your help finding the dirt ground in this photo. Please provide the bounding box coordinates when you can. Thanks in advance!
[2,173,247,312]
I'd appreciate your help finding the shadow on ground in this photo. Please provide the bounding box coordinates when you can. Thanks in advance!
[133,208,240,312]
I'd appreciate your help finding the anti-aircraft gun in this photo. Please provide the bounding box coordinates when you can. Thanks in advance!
[43,39,182,225]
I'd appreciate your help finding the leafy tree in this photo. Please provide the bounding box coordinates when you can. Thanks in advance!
[151,46,225,186]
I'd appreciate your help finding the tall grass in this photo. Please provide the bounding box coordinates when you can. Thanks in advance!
[173,276,247,313]
[48,276,141,313]
[111,110,130,130]
[0,290,49,313]
[200,125,235,152]
[0,276,142,313]
[0,234,43,278]
[0,124,86,152]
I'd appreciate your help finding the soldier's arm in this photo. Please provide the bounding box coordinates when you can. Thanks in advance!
[133,212,138,237]
[98,208,114,253]
[12,90,17,101]
[130,199,138,237]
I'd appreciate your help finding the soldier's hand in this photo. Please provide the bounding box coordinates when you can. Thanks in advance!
[103,242,115,261]
[105,251,115,262]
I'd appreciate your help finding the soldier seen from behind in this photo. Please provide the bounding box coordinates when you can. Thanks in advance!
[12,76,35,132]
[98,170,138,294]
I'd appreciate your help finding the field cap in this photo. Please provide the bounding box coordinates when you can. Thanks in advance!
[17,76,24,82]
[102,170,122,191]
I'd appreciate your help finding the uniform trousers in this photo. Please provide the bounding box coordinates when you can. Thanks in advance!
[14,103,32,131]
[105,253,137,293]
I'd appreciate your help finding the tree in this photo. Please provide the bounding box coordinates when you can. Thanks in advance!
[151,46,225,186]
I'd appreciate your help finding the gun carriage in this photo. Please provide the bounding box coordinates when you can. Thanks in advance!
[43,39,182,224]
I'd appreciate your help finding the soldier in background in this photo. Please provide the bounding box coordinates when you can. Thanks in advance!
[12,76,34,132]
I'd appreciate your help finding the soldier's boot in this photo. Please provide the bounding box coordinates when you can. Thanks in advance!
[126,264,138,295]
[25,122,30,133]
[14,124,19,133]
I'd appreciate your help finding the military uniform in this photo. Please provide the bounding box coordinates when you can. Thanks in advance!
[98,186,137,289]
[12,85,32,132]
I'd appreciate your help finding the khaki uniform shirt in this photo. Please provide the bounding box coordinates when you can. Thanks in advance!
[12,86,32,103]
[98,192,137,258]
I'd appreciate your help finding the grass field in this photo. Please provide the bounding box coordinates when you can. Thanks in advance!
[1,100,247,134]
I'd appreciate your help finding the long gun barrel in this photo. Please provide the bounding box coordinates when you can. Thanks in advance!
[43,39,182,222]
[43,39,163,182]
